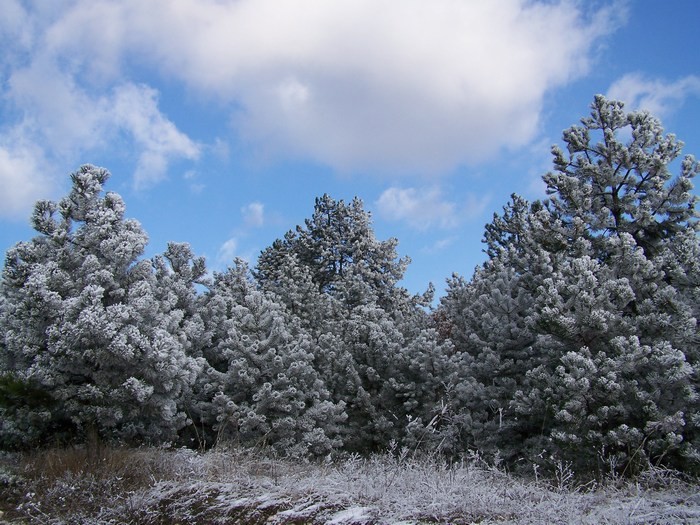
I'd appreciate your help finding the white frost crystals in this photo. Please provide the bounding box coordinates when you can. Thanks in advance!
[0,165,199,446]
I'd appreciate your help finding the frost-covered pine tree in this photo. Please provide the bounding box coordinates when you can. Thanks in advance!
[197,260,346,456]
[511,234,698,474]
[256,195,453,452]
[526,97,700,473]
[0,166,200,447]
[440,196,565,461]
[545,95,697,258]
[151,242,211,360]
[441,97,700,475]
[257,194,411,309]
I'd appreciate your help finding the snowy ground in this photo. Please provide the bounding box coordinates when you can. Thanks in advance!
[1,446,699,524]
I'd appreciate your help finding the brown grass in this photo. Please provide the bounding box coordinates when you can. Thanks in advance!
[0,445,169,523]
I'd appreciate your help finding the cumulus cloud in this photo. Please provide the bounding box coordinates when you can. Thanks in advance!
[19,0,622,175]
[0,0,34,58]
[377,187,458,230]
[607,73,700,120]
[0,66,199,217]
[376,186,489,230]
[0,6,201,218]
[6,56,112,157]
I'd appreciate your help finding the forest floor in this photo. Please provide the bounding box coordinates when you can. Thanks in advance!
[1,445,699,524]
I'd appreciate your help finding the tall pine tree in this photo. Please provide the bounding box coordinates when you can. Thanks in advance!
[0,166,199,446]
[256,195,452,452]
[441,97,699,475]
[195,260,346,456]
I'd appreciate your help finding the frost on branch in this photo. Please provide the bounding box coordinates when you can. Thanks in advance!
[440,97,700,475]
[0,165,198,447]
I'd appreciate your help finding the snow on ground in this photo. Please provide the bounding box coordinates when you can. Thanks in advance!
[1,446,699,524]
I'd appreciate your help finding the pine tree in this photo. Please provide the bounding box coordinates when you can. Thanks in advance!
[197,260,346,456]
[0,166,199,446]
[151,242,211,360]
[440,197,560,461]
[532,97,700,473]
[545,95,698,258]
[257,194,410,309]
[441,97,700,475]
[255,195,452,452]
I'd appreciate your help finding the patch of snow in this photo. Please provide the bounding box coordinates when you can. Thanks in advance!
[327,506,376,524]
[275,501,325,519]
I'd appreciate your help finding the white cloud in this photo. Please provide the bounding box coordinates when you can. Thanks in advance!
[6,56,111,157]
[422,236,457,254]
[212,202,266,270]
[241,202,265,228]
[377,187,457,230]
[0,0,34,57]
[0,142,53,219]
[0,56,199,216]
[19,0,623,175]
[111,84,200,189]
[210,138,231,161]
[0,5,201,217]
[8,72,200,189]
[183,170,205,194]
[376,186,489,230]
[217,237,238,265]
[607,73,700,120]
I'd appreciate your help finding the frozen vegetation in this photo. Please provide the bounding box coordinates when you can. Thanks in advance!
[1,96,699,522]
[1,446,699,524]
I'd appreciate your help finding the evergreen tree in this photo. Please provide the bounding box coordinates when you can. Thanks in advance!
[197,260,346,456]
[545,95,698,258]
[255,195,452,452]
[151,242,212,360]
[0,166,199,446]
[440,197,561,461]
[533,98,699,473]
[257,194,411,310]
[441,97,700,474]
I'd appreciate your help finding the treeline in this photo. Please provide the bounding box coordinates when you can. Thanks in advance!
[1,96,699,477]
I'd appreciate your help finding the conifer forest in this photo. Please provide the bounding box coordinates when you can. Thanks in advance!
[2,96,699,483]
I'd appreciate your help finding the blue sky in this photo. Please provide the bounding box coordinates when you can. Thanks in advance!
[1,0,699,298]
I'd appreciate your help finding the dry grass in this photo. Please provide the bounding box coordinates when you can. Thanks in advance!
[0,445,165,523]
[1,445,699,524]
